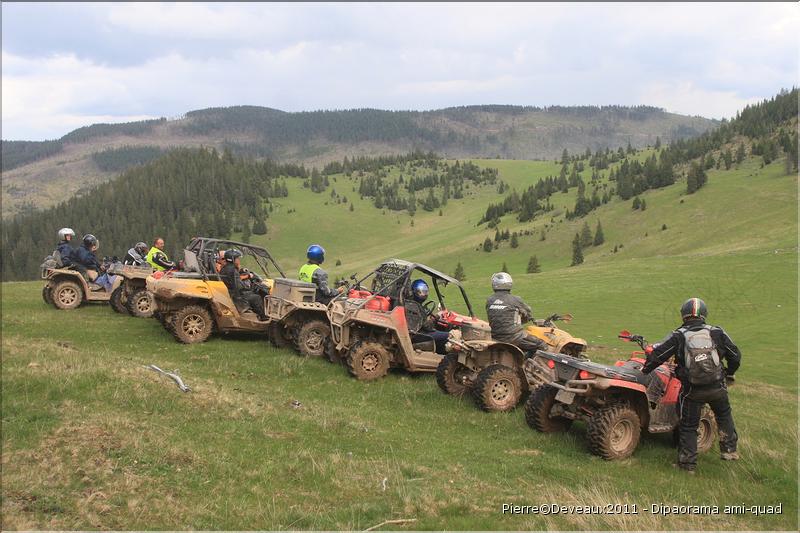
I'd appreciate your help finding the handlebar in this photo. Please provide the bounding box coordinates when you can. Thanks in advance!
[618,331,648,350]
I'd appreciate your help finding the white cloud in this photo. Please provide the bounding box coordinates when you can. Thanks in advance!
[638,82,763,119]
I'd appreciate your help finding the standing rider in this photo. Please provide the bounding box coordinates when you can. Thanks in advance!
[643,297,741,473]
[219,249,268,320]
[298,244,343,304]
[485,272,545,355]
[145,237,175,271]
[55,227,76,268]
[124,242,150,266]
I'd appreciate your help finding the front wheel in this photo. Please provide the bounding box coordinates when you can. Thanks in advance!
[346,341,391,381]
[296,319,330,357]
[473,364,522,412]
[127,289,155,318]
[524,385,573,432]
[171,305,214,344]
[42,285,53,305]
[587,403,641,460]
[436,353,472,397]
[269,322,293,349]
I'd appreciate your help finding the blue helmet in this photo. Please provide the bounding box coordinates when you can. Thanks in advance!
[411,279,429,303]
[307,244,325,263]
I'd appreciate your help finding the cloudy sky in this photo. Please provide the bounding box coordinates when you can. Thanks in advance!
[2,2,798,140]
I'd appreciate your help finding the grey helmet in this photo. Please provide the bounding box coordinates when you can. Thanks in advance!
[58,227,76,241]
[491,272,513,291]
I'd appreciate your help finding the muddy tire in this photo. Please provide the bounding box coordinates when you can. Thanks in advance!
[269,323,293,349]
[171,305,213,344]
[52,280,83,310]
[346,341,391,381]
[673,406,717,452]
[127,289,155,318]
[473,364,522,412]
[524,385,573,432]
[325,338,342,364]
[296,319,330,357]
[436,353,472,397]
[42,285,53,305]
[110,286,128,314]
[587,403,641,460]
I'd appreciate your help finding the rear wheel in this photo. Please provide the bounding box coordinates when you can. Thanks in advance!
[473,364,522,412]
[346,341,391,381]
[296,319,330,357]
[269,323,293,349]
[42,285,53,305]
[127,289,155,318]
[52,280,83,310]
[110,286,128,314]
[587,403,641,460]
[325,338,342,364]
[171,305,213,344]
[696,406,717,453]
[524,385,573,432]
[436,353,472,397]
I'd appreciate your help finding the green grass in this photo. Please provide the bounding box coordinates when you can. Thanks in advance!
[2,155,797,530]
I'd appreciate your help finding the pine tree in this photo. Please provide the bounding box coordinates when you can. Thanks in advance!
[483,237,493,253]
[501,261,509,273]
[349,202,354,212]
[632,196,641,210]
[252,217,267,235]
[527,255,541,274]
[687,162,707,194]
[539,230,546,241]
[735,143,746,164]
[510,232,519,248]
[453,262,466,281]
[593,220,605,246]
[241,220,251,243]
[580,221,593,247]
[571,233,584,266]
[640,198,647,211]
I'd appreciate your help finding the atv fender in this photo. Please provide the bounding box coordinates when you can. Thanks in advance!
[458,341,526,372]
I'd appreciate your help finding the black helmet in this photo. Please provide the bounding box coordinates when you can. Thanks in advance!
[681,297,708,321]
[134,242,148,255]
[224,249,243,262]
[83,234,98,248]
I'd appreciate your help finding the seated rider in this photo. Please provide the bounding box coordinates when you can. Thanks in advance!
[298,244,344,304]
[55,227,76,267]
[145,237,175,271]
[124,242,150,266]
[73,234,104,281]
[404,279,449,355]
[486,272,545,355]
[219,249,267,320]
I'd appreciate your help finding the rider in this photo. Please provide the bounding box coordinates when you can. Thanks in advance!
[643,297,741,473]
[73,234,103,281]
[124,242,150,266]
[55,227,76,268]
[404,279,449,354]
[219,249,267,320]
[145,237,175,271]
[485,272,546,355]
[298,244,343,304]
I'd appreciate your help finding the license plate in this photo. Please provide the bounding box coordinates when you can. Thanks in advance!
[555,390,575,405]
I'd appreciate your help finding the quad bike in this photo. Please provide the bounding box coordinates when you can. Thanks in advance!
[327,259,480,380]
[107,263,156,317]
[523,330,717,460]
[436,314,587,413]
[40,256,122,310]
[265,278,331,357]
[147,237,285,344]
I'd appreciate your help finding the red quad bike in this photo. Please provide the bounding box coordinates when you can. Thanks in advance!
[523,330,717,460]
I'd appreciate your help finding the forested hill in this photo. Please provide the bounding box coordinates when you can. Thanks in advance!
[1,104,716,217]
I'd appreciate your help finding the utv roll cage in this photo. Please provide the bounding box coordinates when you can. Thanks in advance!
[182,237,286,281]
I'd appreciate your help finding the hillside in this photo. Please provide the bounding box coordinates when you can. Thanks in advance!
[1,104,717,217]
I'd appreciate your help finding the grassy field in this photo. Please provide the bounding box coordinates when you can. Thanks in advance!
[2,154,797,530]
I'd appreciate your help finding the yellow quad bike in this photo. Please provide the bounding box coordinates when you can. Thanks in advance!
[41,257,121,310]
[437,314,587,412]
[147,237,285,344]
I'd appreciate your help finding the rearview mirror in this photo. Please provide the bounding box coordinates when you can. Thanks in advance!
[618,330,632,340]
[560,313,573,322]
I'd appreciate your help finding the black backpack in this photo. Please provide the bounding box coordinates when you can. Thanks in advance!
[681,325,723,385]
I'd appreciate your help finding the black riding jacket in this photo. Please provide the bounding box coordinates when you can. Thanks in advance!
[643,318,741,380]
[74,245,101,271]
[124,248,147,266]
[219,262,247,299]
[486,290,533,340]
[56,241,74,267]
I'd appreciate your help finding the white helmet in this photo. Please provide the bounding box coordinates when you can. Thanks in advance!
[58,227,76,241]
[491,272,513,291]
